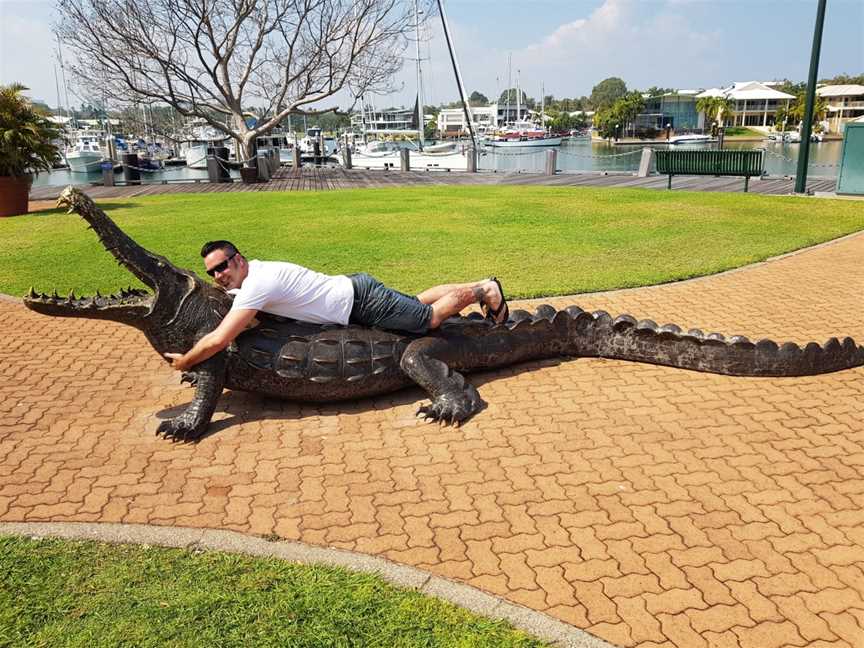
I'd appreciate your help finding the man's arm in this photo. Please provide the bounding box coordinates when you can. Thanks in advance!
[164,308,258,372]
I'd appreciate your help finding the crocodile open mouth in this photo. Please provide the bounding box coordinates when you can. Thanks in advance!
[24,286,153,318]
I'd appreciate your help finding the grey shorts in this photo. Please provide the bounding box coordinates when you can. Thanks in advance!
[348,273,432,334]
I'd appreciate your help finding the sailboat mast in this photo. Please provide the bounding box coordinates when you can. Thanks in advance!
[413,0,425,150]
[53,66,62,116]
[516,69,521,122]
[506,53,512,124]
[56,39,74,127]
[541,82,544,130]
[436,0,477,148]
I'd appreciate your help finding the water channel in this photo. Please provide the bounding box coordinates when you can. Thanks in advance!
[33,138,842,188]
[479,138,842,178]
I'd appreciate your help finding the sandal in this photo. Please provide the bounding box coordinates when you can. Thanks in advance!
[484,277,509,325]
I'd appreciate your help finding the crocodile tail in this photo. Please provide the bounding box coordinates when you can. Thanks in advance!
[505,305,864,377]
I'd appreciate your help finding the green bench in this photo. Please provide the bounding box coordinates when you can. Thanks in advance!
[655,149,765,192]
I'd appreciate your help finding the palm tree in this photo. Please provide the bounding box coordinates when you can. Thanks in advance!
[714,98,734,127]
[790,92,828,125]
[696,96,734,129]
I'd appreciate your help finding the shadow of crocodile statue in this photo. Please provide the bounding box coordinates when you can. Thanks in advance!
[23,186,864,441]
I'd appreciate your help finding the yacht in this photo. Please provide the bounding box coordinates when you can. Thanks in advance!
[353,139,405,156]
[298,127,337,158]
[668,134,716,145]
[64,130,106,172]
[484,121,562,147]
[423,141,458,154]
[351,142,470,171]
[256,131,294,164]
[177,126,230,168]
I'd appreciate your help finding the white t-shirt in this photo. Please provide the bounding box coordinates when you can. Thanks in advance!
[229,260,354,325]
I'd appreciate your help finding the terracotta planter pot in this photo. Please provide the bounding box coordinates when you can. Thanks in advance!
[0,174,33,217]
[240,167,260,184]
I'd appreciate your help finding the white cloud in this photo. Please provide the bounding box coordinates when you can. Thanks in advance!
[511,0,722,98]
[382,0,725,106]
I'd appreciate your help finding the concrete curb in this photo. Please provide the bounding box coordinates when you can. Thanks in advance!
[0,521,618,648]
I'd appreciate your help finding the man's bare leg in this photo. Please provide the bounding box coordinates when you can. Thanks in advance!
[423,279,504,329]
[417,281,485,305]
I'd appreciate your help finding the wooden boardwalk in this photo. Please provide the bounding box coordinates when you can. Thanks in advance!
[30,166,838,201]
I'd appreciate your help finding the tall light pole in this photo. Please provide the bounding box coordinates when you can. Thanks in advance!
[795,0,827,194]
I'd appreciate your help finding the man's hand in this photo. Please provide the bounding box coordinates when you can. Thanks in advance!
[164,352,191,372]
[161,309,258,373]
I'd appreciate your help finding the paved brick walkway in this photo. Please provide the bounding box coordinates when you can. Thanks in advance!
[2,234,863,648]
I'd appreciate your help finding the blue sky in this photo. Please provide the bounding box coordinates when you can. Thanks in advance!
[1,0,861,110]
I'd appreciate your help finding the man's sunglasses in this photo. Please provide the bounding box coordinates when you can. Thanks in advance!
[206,252,237,277]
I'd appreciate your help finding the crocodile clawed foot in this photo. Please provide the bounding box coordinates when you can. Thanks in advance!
[156,414,206,442]
[180,371,199,387]
[416,388,485,426]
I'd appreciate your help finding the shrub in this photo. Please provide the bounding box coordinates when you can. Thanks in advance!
[0,83,60,177]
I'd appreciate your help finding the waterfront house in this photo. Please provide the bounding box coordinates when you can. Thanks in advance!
[816,85,864,133]
[698,82,794,128]
[635,91,703,133]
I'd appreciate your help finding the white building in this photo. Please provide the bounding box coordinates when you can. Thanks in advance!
[437,104,500,137]
[437,102,543,136]
[816,84,864,133]
[698,81,794,128]
[350,106,422,137]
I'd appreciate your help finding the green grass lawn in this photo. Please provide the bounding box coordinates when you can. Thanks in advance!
[2,185,863,299]
[723,127,764,138]
[0,535,548,648]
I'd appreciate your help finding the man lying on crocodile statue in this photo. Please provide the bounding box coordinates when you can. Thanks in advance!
[23,187,864,442]
[162,240,510,372]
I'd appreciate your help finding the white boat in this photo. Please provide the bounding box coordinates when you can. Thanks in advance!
[484,121,562,147]
[352,147,469,171]
[484,135,563,147]
[353,139,404,157]
[298,127,337,158]
[423,141,458,154]
[64,130,106,172]
[668,134,716,145]
[177,125,230,168]
[179,142,211,169]
[256,131,294,164]
[784,131,802,143]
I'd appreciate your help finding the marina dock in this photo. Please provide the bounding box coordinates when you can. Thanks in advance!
[29,166,839,201]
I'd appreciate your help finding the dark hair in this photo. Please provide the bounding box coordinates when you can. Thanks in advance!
[201,240,240,258]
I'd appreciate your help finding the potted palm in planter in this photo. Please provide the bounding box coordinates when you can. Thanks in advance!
[0,83,60,216]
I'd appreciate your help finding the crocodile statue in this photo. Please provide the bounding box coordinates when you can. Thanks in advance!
[23,187,864,442]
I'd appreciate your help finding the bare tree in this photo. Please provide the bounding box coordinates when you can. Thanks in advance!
[55,0,425,162]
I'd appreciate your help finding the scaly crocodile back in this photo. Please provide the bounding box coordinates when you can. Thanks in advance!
[501,304,864,376]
